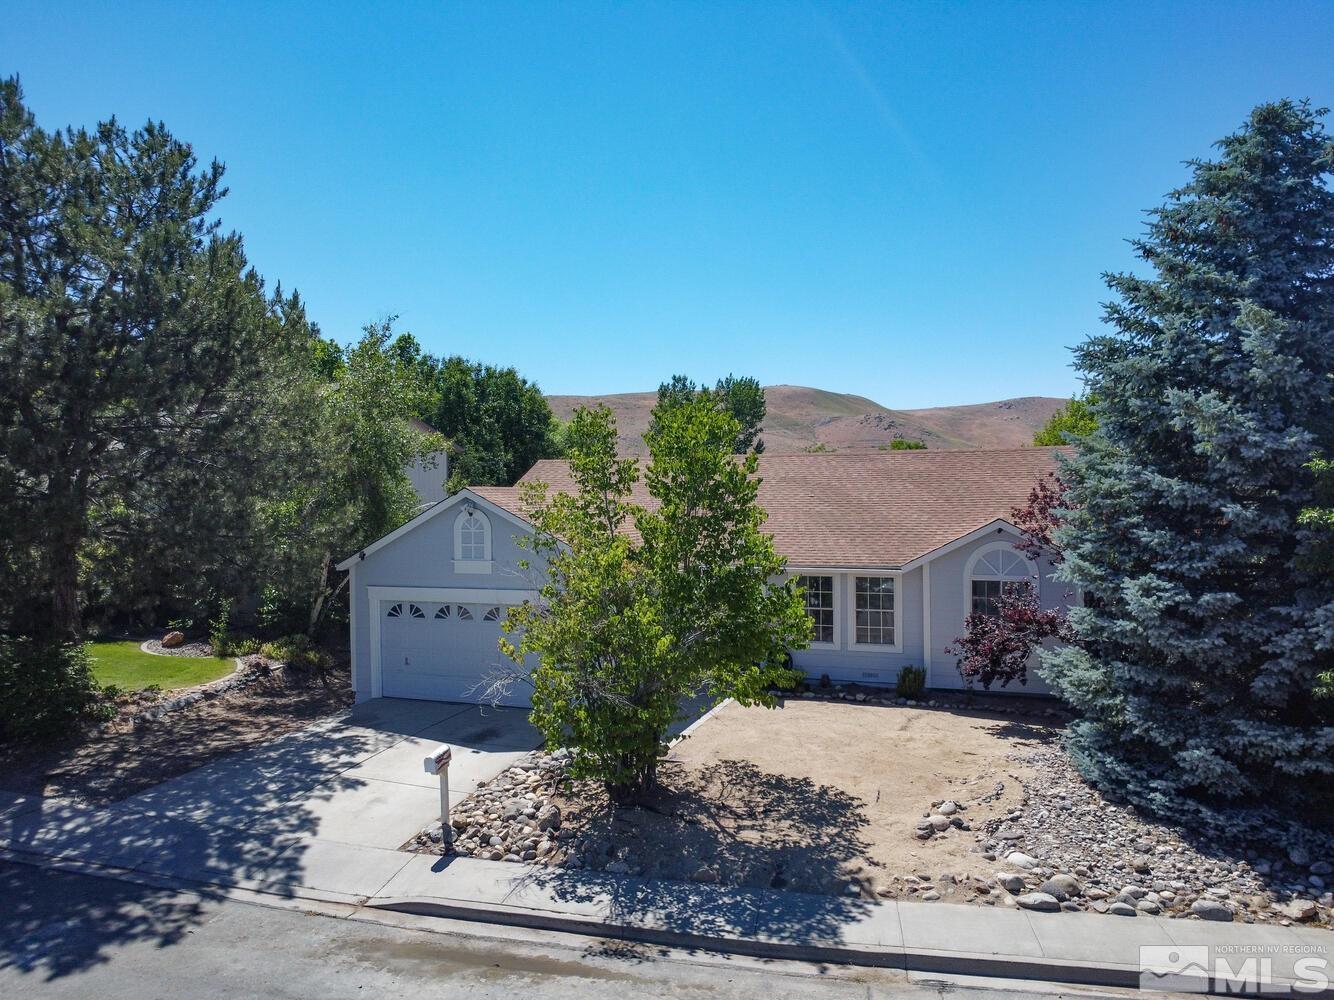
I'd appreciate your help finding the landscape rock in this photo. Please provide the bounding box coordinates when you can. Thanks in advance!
[1016,892,1061,912]
[1190,900,1234,922]
[162,630,185,648]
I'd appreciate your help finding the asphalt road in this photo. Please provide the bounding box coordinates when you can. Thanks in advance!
[0,860,1131,999]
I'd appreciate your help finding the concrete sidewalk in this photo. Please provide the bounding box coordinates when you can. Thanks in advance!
[364,855,1333,997]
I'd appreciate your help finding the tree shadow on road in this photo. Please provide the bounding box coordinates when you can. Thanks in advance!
[0,697,423,980]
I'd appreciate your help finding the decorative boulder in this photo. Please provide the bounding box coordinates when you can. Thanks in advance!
[162,631,186,649]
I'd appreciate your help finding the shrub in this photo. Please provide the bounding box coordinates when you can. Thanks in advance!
[0,636,107,742]
[946,583,1071,690]
[895,665,926,699]
[259,634,331,672]
[209,599,233,654]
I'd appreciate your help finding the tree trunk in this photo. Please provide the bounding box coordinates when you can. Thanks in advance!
[306,551,333,637]
[46,524,83,640]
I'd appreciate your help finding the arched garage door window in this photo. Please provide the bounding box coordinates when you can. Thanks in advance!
[964,542,1036,618]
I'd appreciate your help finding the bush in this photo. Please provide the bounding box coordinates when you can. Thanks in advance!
[895,665,926,699]
[259,634,331,672]
[0,636,108,742]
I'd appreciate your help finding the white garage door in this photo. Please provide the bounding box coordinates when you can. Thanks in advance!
[379,600,531,706]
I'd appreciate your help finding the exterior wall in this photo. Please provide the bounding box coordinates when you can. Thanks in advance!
[923,530,1070,694]
[348,498,543,701]
[789,568,924,687]
[788,532,1072,694]
[405,451,449,506]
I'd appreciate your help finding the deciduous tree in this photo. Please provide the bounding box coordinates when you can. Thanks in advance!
[500,400,806,802]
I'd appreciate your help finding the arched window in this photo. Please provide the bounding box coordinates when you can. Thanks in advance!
[386,603,403,618]
[408,603,425,619]
[964,542,1037,618]
[434,605,451,620]
[456,605,474,621]
[454,507,492,563]
[482,606,501,622]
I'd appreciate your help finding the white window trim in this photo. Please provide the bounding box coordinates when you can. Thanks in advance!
[791,572,840,649]
[453,507,492,565]
[365,585,538,699]
[847,573,904,653]
[962,541,1039,617]
[453,559,494,575]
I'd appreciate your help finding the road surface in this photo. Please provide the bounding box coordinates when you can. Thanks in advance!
[0,860,1141,999]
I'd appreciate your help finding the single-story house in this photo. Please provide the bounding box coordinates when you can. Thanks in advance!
[337,447,1071,706]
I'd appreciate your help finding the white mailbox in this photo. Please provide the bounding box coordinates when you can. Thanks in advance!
[423,745,452,775]
[422,744,454,845]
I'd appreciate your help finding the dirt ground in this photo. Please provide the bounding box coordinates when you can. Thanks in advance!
[0,668,353,805]
[550,696,1061,897]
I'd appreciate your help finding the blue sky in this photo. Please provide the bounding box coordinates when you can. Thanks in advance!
[3,2,1332,407]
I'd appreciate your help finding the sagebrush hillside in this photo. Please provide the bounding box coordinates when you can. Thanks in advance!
[546,385,1065,454]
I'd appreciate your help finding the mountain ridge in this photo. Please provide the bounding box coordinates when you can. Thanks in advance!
[545,385,1066,454]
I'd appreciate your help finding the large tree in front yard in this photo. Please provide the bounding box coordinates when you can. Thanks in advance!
[0,77,317,639]
[1043,100,1334,821]
[500,401,808,802]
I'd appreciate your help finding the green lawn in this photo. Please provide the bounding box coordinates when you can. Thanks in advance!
[87,641,236,692]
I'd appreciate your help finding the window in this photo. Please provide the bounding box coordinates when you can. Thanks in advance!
[408,603,425,619]
[854,577,895,645]
[455,509,490,562]
[966,542,1035,618]
[386,603,403,618]
[482,606,501,622]
[434,605,451,620]
[797,575,834,644]
[456,605,474,621]
[971,580,1024,617]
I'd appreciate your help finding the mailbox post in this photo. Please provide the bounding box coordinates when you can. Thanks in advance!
[422,744,453,845]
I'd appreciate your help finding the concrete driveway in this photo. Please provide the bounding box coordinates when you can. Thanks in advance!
[0,699,542,901]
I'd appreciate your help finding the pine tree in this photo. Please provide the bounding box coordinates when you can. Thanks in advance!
[1043,101,1334,822]
[0,77,316,638]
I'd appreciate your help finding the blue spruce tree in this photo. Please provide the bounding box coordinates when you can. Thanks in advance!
[1044,101,1334,823]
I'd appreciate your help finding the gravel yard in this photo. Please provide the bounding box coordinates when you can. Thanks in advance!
[407,689,1333,929]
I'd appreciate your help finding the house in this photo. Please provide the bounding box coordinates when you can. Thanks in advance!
[337,447,1071,706]
[405,417,450,506]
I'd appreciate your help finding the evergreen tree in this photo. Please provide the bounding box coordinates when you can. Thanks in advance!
[1043,101,1334,821]
[0,77,316,639]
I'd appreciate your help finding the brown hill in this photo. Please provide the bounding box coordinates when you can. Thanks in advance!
[545,385,1066,454]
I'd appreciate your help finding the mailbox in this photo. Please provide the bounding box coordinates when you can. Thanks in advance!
[423,745,452,775]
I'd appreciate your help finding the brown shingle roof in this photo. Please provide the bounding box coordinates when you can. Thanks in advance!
[472,448,1066,569]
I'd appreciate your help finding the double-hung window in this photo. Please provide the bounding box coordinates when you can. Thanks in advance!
[797,575,835,644]
[854,576,895,646]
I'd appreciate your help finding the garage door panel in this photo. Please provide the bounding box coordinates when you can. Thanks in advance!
[379,597,533,706]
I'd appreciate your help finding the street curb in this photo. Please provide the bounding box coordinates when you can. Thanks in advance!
[3,842,1326,998]
[363,894,1148,991]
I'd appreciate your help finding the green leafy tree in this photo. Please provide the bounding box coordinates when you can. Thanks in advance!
[653,373,766,453]
[0,77,316,639]
[262,320,445,634]
[1033,395,1099,446]
[501,400,807,802]
[882,438,926,450]
[1043,100,1334,822]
